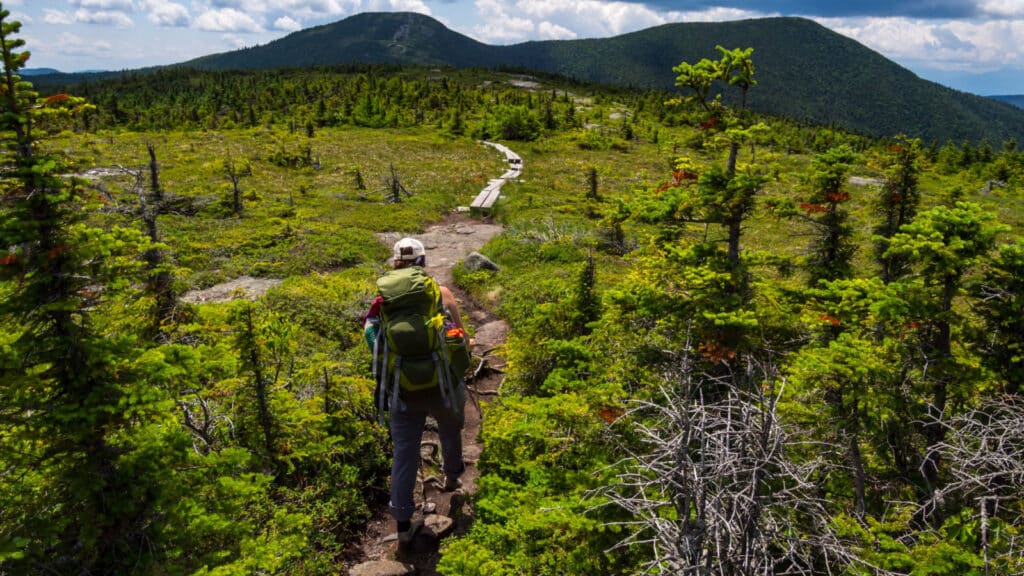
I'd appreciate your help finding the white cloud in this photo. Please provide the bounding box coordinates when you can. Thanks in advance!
[54,32,114,58]
[979,0,1024,18]
[825,16,1024,74]
[75,9,134,27]
[506,0,663,37]
[71,0,136,10]
[194,8,263,32]
[44,9,75,25]
[470,0,758,44]
[221,33,250,48]
[365,0,431,12]
[273,15,302,31]
[471,0,538,43]
[537,20,576,40]
[275,0,347,19]
[661,7,764,23]
[144,0,190,27]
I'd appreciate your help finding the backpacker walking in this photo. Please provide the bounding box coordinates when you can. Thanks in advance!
[364,237,470,554]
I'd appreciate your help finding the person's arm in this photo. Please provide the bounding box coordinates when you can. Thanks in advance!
[439,286,463,330]
[363,295,383,350]
[364,318,380,350]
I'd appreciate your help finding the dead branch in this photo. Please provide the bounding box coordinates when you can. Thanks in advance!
[597,341,892,575]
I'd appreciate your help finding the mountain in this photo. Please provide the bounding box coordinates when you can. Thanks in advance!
[80,13,1024,143]
[495,18,1024,145]
[22,67,60,76]
[184,12,498,70]
[991,95,1024,109]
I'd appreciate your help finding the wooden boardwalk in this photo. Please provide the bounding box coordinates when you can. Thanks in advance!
[470,141,521,214]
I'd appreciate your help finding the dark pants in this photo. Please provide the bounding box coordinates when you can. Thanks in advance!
[389,385,465,523]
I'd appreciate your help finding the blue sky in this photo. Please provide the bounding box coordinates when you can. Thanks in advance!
[9,0,1024,95]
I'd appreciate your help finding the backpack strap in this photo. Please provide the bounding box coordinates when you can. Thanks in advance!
[373,328,388,425]
[436,328,456,409]
[391,356,403,413]
[433,350,451,409]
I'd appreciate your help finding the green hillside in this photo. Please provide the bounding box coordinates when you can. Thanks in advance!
[500,17,1024,145]
[172,12,1024,144]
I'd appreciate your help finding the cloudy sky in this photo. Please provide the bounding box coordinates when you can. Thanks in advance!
[9,0,1024,95]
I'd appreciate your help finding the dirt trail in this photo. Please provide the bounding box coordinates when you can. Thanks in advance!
[346,213,508,576]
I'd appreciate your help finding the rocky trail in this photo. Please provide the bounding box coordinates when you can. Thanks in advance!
[180,213,510,576]
[180,141,517,575]
[345,214,509,576]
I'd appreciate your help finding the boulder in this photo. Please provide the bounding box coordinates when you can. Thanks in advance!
[463,251,500,272]
[423,514,455,538]
[348,559,415,576]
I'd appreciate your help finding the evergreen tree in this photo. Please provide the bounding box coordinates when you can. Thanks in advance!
[875,136,923,283]
[975,239,1024,394]
[0,8,162,570]
[802,145,858,286]
[671,46,767,272]
[884,202,1006,522]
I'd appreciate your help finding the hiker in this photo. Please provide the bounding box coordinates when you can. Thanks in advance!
[364,237,469,551]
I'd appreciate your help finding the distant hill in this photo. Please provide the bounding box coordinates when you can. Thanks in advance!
[991,95,1024,109]
[50,12,1024,143]
[22,67,60,76]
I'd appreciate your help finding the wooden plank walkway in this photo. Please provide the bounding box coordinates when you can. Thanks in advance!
[470,141,521,214]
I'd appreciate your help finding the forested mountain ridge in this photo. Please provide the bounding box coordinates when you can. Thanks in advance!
[993,95,1024,109]
[165,12,1024,144]
[184,12,499,70]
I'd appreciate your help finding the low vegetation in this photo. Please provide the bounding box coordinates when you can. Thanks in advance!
[4,6,1024,575]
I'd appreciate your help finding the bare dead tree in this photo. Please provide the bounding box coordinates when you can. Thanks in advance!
[222,156,252,216]
[115,151,179,340]
[927,398,1024,575]
[138,146,179,337]
[351,166,366,191]
[598,344,888,576]
[146,141,162,203]
[384,163,411,204]
[177,394,233,455]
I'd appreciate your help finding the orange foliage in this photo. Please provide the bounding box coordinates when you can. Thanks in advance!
[699,116,720,131]
[819,314,841,326]
[43,93,70,105]
[698,341,736,365]
[48,244,69,259]
[598,406,624,424]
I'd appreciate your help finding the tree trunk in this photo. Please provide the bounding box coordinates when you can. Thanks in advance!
[147,142,162,203]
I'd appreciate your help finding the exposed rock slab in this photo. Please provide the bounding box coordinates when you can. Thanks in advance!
[181,276,283,304]
[348,559,415,576]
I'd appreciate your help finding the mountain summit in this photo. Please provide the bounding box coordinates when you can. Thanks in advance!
[180,12,1024,143]
[185,12,495,70]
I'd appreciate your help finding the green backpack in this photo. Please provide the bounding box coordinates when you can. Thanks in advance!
[372,266,470,420]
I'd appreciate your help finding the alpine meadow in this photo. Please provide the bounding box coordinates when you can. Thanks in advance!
[4,4,1024,576]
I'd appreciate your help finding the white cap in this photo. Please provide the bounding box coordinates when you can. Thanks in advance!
[393,237,425,262]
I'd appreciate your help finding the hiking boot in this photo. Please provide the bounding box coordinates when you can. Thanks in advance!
[442,475,462,492]
[396,519,423,556]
